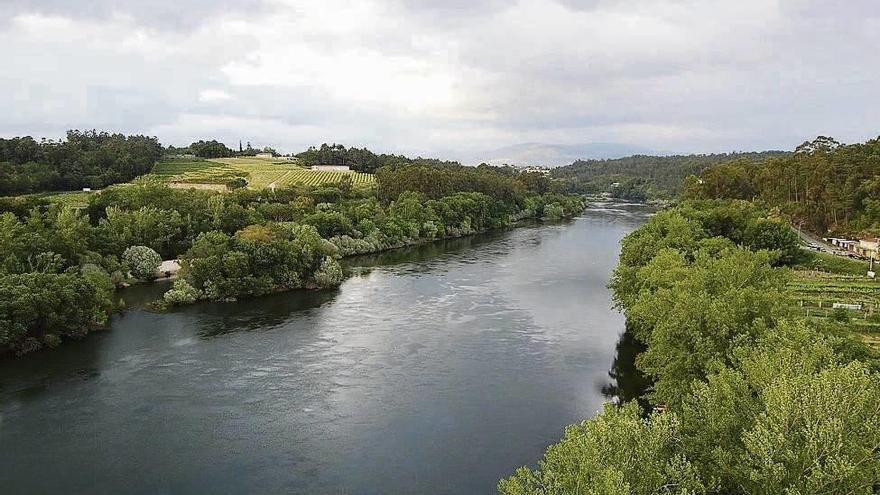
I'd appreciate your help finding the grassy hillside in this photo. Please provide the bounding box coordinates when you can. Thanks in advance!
[151,157,376,189]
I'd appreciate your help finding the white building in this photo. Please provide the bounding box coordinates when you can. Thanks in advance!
[857,238,879,258]
[313,165,351,172]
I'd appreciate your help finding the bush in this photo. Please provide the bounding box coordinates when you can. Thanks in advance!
[830,307,851,323]
[226,177,248,190]
[543,202,565,220]
[122,245,162,281]
[163,279,202,305]
[313,256,344,288]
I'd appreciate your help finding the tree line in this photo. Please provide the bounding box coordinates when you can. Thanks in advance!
[685,136,880,236]
[550,151,787,200]
[499,200,880,494]
[0,163,584,355]
[296,143,462,174]
[0,130,162,195]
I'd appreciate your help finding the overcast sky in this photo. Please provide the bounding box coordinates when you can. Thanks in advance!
[3,0,879,160]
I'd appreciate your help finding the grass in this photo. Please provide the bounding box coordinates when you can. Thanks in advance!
[792,250,870,276]
[0,190,95,209]
[42,191,94,208]
[150,157,376,189]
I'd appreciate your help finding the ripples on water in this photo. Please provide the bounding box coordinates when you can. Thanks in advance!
[0,201,652,495]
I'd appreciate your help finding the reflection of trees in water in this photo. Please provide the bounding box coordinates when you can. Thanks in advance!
[185,289,340,338]
[343,219,555,269]
[0,330,104,404]
[602,322,653,414]
[346,232,501,268]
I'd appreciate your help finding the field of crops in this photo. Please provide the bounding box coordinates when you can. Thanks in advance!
[151,157,375,189]
[788,271,880,347]
[789,273,879,315]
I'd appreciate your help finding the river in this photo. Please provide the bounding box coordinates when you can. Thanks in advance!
[0,201,651,494]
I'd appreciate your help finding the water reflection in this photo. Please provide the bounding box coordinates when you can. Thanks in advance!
[180,289,341,337]
[602,323,653,413]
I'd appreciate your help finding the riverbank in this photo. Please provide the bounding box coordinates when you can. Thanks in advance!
[499,199,880,493]
[0,204,652,494]
[1,160,587,356]
[153,200,587,310]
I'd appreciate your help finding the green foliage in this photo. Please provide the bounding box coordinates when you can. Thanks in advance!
[188,139,233,158]
[0,160,584,350]
[0,130,162,194]
[542,202,565,220]
[792,250,869,275]
[830,307,851,323]
[676,321,880,492]
[551,151,786,200]
[296,142,461,174]
[687,136,880,235]
[376,163,525,204]
[163,279,202,306]
[508,199,880,493]
[498,402,707,495]
[627,247,788,406]
[313,256,344,289]
[177,224,335,301]
[122,245,162,281]
[0,271,113,355]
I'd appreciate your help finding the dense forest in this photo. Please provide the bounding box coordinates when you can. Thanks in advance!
[0,130,162,195]
[550,151,787,200]
[0,160,583,355]
[500,200,880,493]
[685,136,880,236]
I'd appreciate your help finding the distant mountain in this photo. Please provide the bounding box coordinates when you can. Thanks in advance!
[468,142,655,167]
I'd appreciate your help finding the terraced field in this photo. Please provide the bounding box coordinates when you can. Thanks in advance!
[788,271,880,348]
[151,157,375,189]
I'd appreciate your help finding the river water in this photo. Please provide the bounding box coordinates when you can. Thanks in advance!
[0,202,651,494]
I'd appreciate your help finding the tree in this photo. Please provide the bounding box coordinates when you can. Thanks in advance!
[163,279,202,305]
[0,272,113,354]
[0,131,161,194]
[122,245,162,281]
[498,402,706,495]
[189,140,233,158]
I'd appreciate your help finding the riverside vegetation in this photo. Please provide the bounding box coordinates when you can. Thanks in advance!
[0,132,584,355]
[499,200,880,493]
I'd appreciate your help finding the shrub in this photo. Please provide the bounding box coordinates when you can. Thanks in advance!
[122,245,162,281]
[543,202,565,220]
[163,279,202,305]
[313,256,344,288]
[830,307,851,323]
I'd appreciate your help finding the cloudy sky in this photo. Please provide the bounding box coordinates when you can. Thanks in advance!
[3,0,879,162]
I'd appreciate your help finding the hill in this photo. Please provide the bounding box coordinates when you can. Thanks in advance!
[550,151,788,200]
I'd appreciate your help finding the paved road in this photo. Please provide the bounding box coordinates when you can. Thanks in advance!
[792,226,878,266]
[792,225,860,257]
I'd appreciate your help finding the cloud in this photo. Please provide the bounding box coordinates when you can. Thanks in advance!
[2,0,879,160]
[198,89,233,103]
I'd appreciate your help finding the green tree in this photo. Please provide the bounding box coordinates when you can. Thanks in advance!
[122,245,162,281]
[498,402,706,495]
